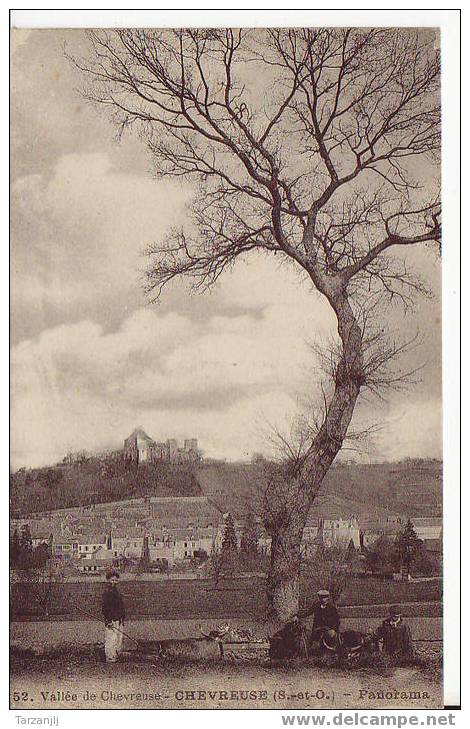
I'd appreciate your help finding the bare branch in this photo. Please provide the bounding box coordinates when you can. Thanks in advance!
[72,28,440,616]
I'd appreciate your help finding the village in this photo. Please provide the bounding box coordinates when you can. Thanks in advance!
[10,429,442,580]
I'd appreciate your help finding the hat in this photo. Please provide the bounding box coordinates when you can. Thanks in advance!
[317,589,330,597]
[389,605,402,617]
[106,569,120,580]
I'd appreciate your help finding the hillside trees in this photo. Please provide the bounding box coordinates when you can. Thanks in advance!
[240,512,263,571]
[240,513,260,556]
[10,458,201,515]
[139,535,151,572]
[208,512,239,583]
[394,519,437,576]
[76,28,440,620]
[301,540,363,602]
[221,513,238,559]
[364,535,397,575]
[9,526,51,570]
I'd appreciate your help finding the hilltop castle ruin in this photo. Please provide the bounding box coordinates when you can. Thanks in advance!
[123,428,201,465]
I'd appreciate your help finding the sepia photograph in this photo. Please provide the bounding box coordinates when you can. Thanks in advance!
[9,12,458,712]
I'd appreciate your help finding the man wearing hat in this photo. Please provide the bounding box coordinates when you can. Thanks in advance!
[298,589,341,649]
[376,605,413,657]
[102,569,126,663]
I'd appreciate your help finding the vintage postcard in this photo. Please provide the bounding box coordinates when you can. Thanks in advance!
[10,15,458,712]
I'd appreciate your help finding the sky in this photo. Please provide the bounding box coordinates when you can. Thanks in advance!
[10,29,442,470]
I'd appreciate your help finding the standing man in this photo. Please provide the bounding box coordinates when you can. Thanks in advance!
[376,605,413,658]
[298,588,341,650]
[102,569,126,663]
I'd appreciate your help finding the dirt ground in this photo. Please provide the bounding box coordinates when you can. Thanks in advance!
[10,650,442,710]
[10,614,442,710]
[10,616,443,651]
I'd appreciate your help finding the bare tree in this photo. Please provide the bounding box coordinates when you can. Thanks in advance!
[74,27,440,620]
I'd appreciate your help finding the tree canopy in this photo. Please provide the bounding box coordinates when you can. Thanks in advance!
[76,28,440,306]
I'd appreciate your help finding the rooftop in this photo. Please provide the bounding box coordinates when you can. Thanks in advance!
[124,428,156,446]
[412,517,442,526]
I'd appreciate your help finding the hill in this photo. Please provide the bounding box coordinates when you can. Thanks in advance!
[10,456,441,519]
[196,459,442,520]
[10,457,200,517]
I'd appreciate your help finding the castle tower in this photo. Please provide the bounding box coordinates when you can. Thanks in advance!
[124,428,156,463]
[167,438,178,462]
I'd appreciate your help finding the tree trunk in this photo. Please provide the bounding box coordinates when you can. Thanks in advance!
[268,518,306,622]
[268,285,364,620]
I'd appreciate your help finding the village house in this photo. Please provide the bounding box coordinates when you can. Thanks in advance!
[11,520,54,548]
[412,516,442,542]
[149,525,218,564]
[107,532,132,559]
[118,527,145,558]
[307,516,361,548]
[78,544,115,573]
[359,514,406,547]
[76,534,106,558]
[410,516,442,559]
[80,522,221,566]
[53,538,79,561]
[30,530,52,549]
[294,516,360,558]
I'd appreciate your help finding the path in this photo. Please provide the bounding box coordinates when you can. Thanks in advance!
[10,655,442,710]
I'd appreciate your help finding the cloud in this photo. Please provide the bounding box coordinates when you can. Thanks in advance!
[11,30,152,181]
[11,152,190,341]
[10,305,315,468]
[10,30,442,470]
[11,29,34,55]
[10,153,442,470]
[374,398,442,461]
[11,292,442,469]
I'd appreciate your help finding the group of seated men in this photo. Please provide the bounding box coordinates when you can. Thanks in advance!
[295,588,413,656]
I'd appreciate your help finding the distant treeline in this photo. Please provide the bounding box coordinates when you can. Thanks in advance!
[10,454,201,517]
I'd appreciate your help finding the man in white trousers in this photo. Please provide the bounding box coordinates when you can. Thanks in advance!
[102,569,126,663]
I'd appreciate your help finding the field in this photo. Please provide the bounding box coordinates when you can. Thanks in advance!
[10,615,442,651]
[10,575,442,620]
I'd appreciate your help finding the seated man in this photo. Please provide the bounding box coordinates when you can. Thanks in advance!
[269,619,306,659]
[376,605,413,657]
[299,589,340,651]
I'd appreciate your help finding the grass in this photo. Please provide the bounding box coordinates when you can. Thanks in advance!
[10,575,442,620]
[10,642,442,677]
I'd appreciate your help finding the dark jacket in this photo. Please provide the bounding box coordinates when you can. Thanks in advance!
[102,585,126,625]
[269,620,306,659]
[300,601,340,631]
[376,618,413,655]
